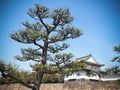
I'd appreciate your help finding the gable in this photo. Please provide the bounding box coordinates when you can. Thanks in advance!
[86,56,98,64]
[76,54,104,66]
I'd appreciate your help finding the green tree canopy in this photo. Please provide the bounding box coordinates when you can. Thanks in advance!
[105,66,120,75]
[105,45,120,76]
[112,45,120,62]
[0,4,85,90]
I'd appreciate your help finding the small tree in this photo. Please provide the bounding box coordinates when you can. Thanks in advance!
[0,61,32,84]
[105,66,120,75]
[112,45,120,62]
[111,45,120,74]
[104,45,120,89]
[106,45,120,75]
[0,4,85,90]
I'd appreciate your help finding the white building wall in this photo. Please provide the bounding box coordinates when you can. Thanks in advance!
[64,55,104,81]
[102,76,120,81]
[64,71,89,81]
[64,70,100,81]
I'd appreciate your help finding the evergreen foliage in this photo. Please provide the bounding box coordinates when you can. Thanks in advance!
[105,45,120,76]
[0,4,85,90]
[112,45,120,62]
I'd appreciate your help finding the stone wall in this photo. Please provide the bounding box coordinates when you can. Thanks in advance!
[63,79,120,90]
[0,80,120,90]
[0,83,63,90]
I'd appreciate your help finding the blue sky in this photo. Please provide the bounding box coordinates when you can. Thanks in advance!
[0,0,120,71]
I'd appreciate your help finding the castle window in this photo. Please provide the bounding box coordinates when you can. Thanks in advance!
[92,73,96,76]
[77,73,81,76]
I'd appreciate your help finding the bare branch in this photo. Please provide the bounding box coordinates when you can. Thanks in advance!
[33,40,44,49]
[39,17,49,32]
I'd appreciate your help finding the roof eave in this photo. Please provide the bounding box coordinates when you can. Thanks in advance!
[80,61,104,66]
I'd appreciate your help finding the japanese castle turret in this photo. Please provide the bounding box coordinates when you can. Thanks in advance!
[64,54,105,81]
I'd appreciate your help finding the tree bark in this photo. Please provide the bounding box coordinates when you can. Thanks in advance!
[32,34,48,90]
[33,71,44,90]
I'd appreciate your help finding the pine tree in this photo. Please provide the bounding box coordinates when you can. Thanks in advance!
[0,4,86,90]
[112,45,120,62]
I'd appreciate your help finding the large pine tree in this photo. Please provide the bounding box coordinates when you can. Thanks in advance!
[0,4,86,90]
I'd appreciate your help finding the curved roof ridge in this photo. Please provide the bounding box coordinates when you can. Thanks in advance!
[76,54,91,61]
[91,55,101,64]
[76,54,104,66]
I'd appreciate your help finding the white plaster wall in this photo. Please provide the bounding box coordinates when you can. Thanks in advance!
[64,71,89,81]
[64,70,101,81]
[102,76,120,81]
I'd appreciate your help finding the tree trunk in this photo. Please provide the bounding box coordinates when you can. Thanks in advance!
[32,37,48,90]
[33,71,44,90]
